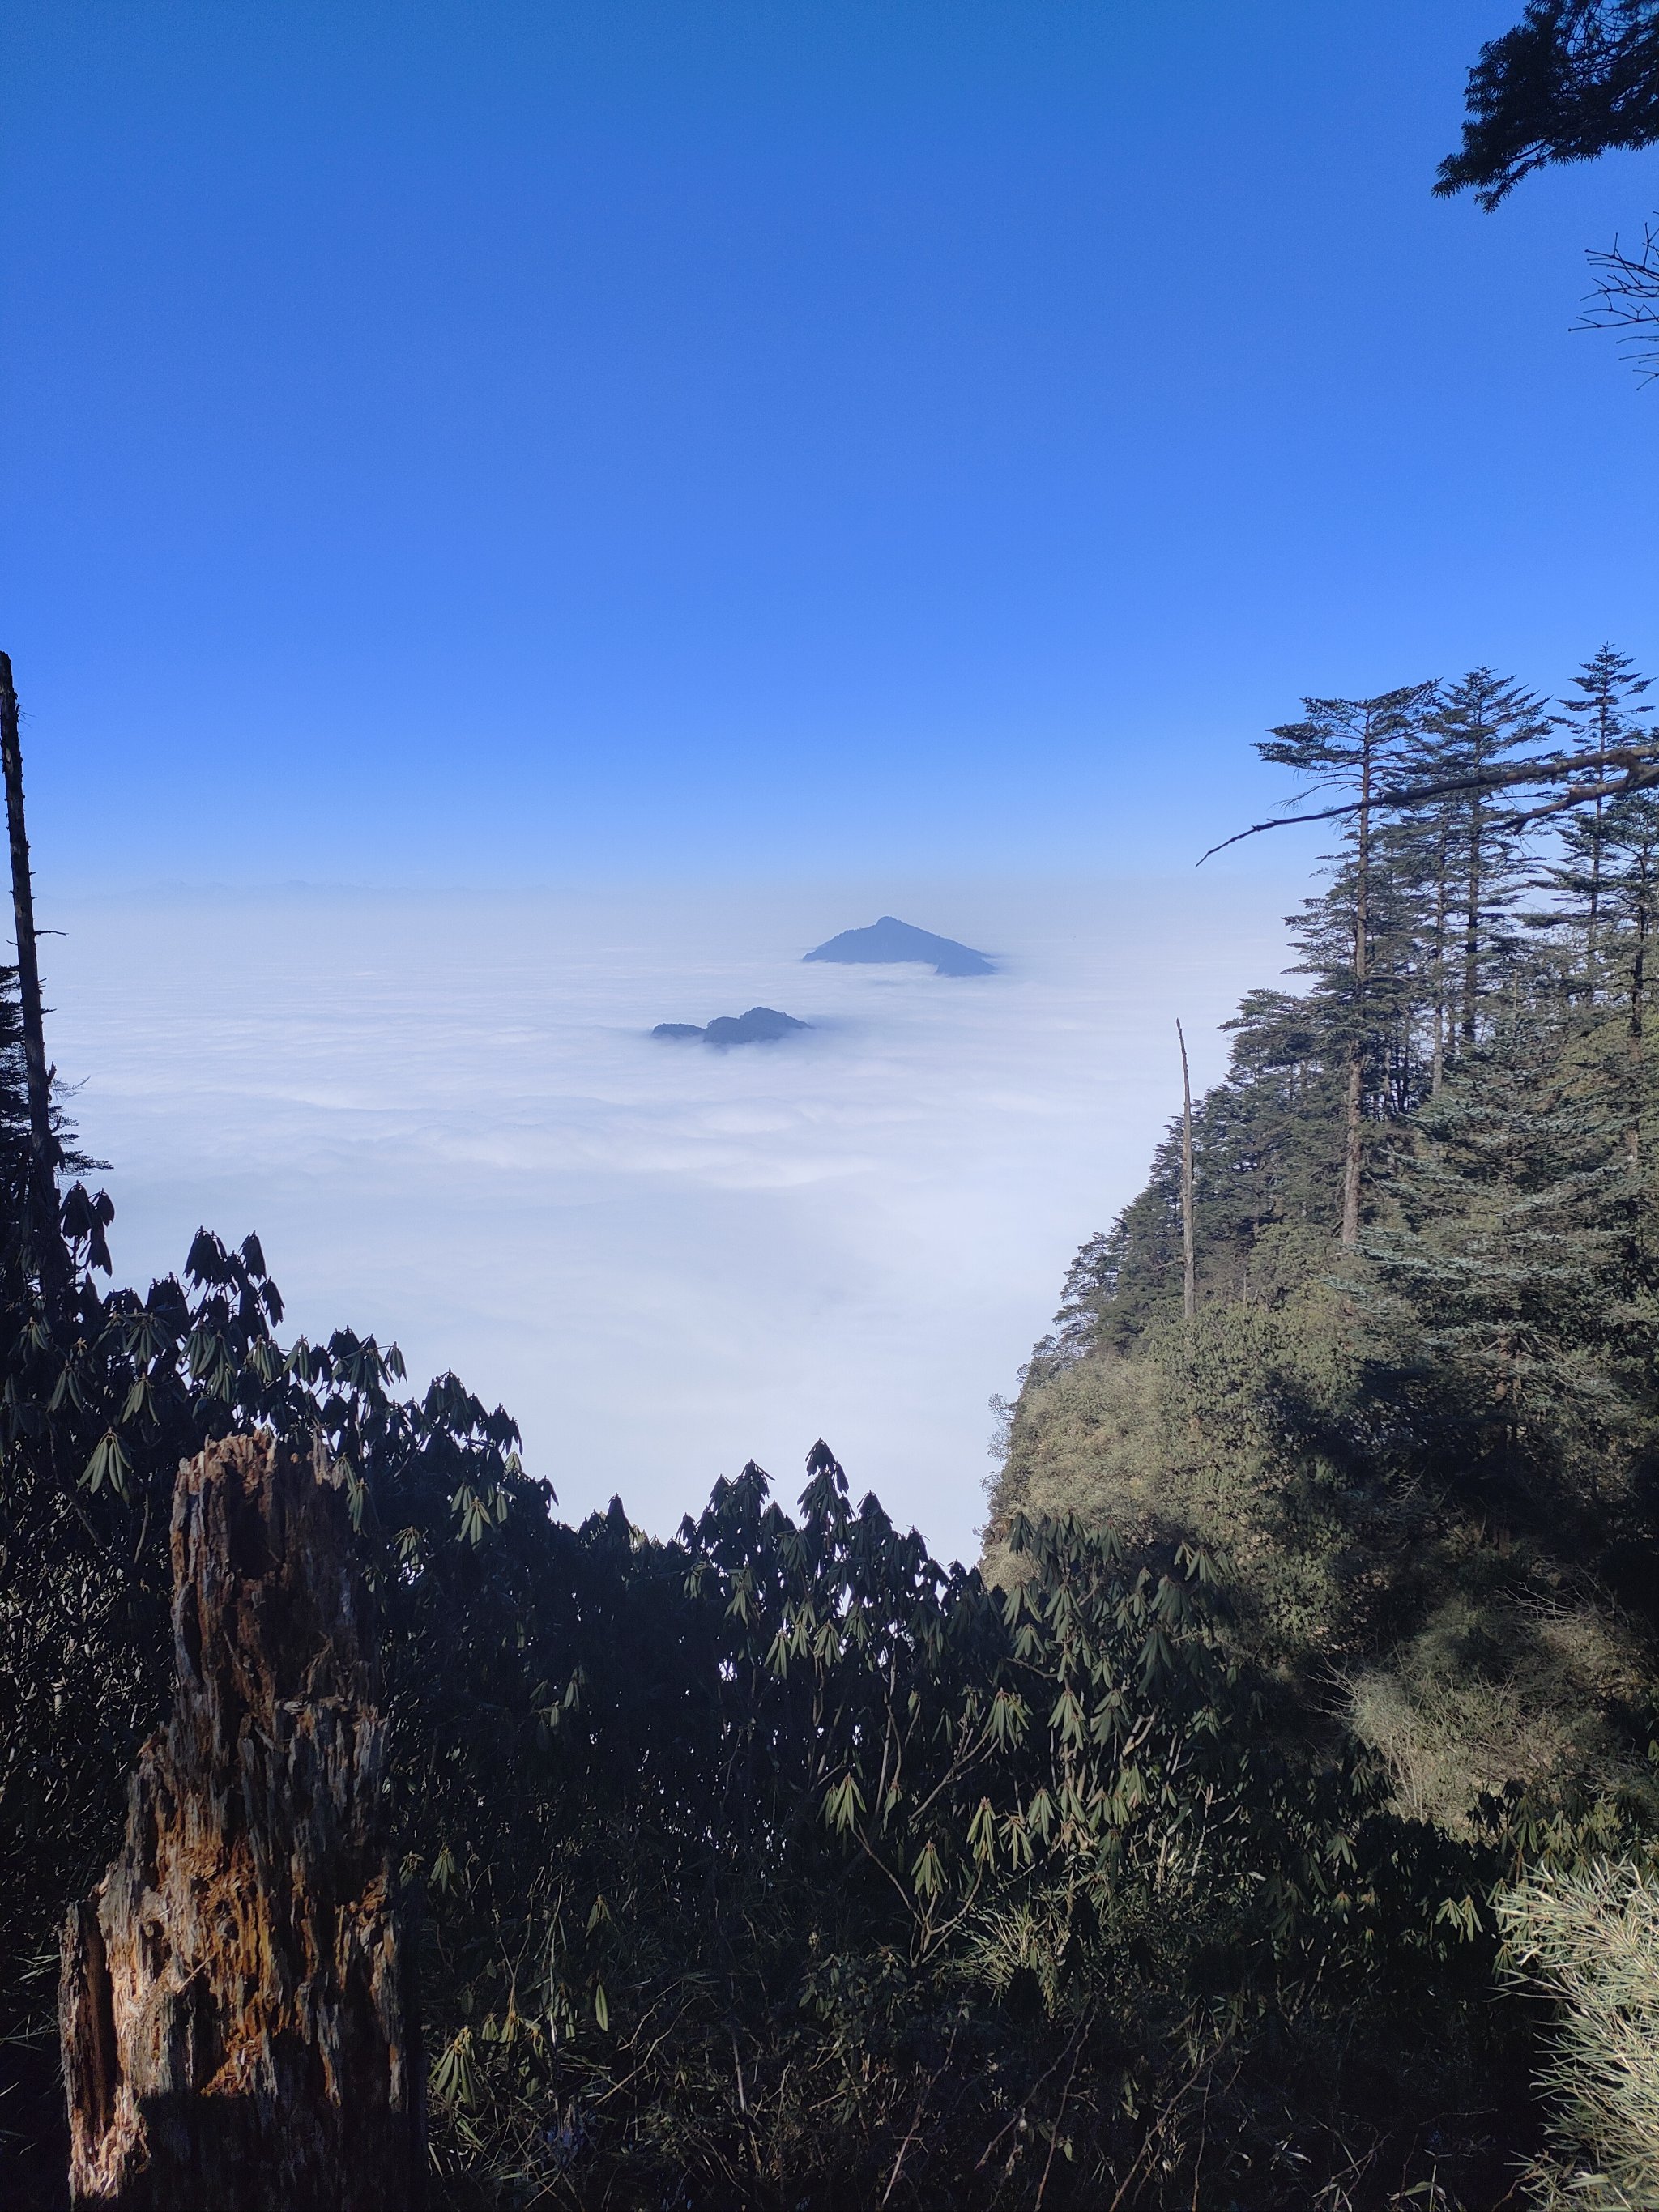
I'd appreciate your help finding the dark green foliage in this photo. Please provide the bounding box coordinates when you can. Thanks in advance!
[1416,671,1550,1045]
[1438,1,1659,209]
[401,1455,1520,2208]
[1372,1021,1633,1435]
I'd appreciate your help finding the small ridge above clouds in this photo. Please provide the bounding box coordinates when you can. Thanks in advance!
[652,1007,812,1046]
[803,917,995,977]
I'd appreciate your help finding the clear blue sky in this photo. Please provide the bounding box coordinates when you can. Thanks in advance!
[4,0,1657,889]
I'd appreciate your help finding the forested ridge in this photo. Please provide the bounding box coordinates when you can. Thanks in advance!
[987,650,1659,2203]
[6,662,1659,2210]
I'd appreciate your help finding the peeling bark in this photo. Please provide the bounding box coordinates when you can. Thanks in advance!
[60,1434,423,2210]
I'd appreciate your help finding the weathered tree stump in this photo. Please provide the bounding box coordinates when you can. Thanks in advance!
[59,1434,423,2210]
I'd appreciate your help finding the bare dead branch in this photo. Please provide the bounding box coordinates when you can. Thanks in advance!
[1578,218,1659,380]
[1198,740,1659,865]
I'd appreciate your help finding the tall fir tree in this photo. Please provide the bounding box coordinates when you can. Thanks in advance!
[1414,668,1550,1055]
[1555,647,1655,997]
[1260,686,1434,1244]
[1593,791,1659,1169]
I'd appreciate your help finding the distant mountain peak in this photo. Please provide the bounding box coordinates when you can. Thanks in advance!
[803,917,994,977]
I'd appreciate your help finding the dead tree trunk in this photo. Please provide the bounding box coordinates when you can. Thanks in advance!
[59,1434,423,2210]
[0,649,68,1312]
[1176,1019,1196,1321]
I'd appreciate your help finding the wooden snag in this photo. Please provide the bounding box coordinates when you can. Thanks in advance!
[59,1434,424,2210]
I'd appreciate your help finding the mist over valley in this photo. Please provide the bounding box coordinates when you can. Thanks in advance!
[45,874,1290,1563]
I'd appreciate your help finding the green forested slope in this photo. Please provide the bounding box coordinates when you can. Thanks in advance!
[989,656,1659,1837]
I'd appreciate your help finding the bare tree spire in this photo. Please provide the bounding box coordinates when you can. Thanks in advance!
[0,651,60,1264]
[1177,1019,1196,1320]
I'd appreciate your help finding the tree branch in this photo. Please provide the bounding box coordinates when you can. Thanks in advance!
[1198,740,1659,864]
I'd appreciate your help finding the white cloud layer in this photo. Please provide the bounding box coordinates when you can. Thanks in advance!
[45,875,1293,1565]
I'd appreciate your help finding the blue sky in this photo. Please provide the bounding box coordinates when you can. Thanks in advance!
[5,0,1659,890]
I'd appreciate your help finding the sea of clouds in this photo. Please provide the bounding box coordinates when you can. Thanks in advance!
[44,875,1294,1566]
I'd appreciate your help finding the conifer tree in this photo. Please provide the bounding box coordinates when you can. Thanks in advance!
[1555,647,1655,994]
[1592,791,1659,1169]
[1405,782,1459,1097]
[1368,1015,1635,1502]
[1438,0,1659,210]
[1260,687,1434,1243]
[1413,669,1550,1053]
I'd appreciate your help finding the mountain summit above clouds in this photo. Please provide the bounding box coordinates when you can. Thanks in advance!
[802,917,994,977]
